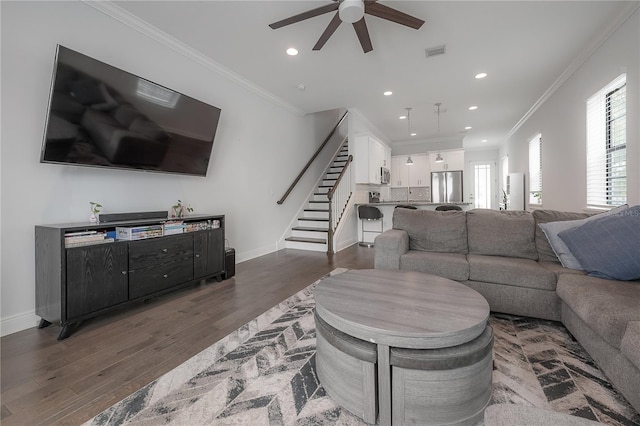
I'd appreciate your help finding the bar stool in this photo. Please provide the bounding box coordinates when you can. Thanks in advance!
[435,205,462,211]
[358,205,383,247]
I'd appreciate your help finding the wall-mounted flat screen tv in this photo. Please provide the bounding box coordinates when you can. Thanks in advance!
[40,45,221,177]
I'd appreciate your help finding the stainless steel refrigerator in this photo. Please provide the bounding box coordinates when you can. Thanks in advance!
[431,171,463,203]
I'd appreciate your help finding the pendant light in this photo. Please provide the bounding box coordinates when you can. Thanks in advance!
[434,103,444,162]
[406,155,414,165]
[406,107,416,137]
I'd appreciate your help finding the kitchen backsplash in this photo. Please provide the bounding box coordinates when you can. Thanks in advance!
[388,187,431,202]
[356,185,431,203]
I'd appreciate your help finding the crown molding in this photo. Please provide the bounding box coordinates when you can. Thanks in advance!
[507,1,640,140]
[347,108,391,145]
[83,1,306,116]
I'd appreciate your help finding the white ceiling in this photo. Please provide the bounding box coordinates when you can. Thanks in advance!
[113,1,631,150]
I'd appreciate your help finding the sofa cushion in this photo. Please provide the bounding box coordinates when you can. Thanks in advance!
[467,209,537,260]
[557,274,640,349]
[621,321,640,370]
[539,261,587,279]
[558,205,640,280]
[467,254,557,290]
[400,251,469,282]
[533,209,593,263]
[393,209,468,253]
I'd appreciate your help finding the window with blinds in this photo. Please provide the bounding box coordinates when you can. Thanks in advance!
[528,134,542,205]
[586,74,627,209]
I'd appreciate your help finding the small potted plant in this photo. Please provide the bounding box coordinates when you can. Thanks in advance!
[89,201,102,223]
[172,200,193,218]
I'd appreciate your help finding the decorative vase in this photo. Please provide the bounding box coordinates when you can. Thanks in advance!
[172,206,184,218]
[89,212,98,223]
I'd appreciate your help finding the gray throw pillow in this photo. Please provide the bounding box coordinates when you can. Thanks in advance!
[558,205,640,280]
[533,209,593,262]
[538,205,628,269]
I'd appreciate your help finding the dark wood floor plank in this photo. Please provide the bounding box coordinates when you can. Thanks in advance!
[0,246,374,425]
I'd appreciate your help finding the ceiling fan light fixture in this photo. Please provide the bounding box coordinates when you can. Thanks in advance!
[339,0,365,23]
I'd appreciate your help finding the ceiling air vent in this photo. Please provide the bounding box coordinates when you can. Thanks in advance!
[425,45,446,58]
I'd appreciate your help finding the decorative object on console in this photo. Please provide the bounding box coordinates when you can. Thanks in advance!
[89,201,102,223]
[171,200,193,218]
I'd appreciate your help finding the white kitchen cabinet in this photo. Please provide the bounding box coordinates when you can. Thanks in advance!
[391,154,430,187]
[391,156,409,187]
[408,154,430,186]
[430,150,465,172]
[355,134,391,184]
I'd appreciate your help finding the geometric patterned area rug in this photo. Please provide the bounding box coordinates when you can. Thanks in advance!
[85,269,640,426]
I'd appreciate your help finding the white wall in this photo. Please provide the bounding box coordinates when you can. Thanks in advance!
[501,8,639,212]
[0,2,343,335]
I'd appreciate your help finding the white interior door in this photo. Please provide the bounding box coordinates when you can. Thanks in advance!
[470,161,497,209]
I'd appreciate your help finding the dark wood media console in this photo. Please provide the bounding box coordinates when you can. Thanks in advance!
[35,214,225,339]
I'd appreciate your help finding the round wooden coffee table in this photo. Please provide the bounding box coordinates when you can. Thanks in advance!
[314,269,492,425]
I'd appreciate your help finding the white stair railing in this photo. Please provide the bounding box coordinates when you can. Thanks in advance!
[326,154,353,254]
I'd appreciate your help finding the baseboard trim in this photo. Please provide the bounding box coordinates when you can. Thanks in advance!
[1,310,39,337]
[236,243,278,265]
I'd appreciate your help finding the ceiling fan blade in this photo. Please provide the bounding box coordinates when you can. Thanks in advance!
[365,2,425,30]
[352,18,373,53]
[313,12,342,51]
[269,3,339,29]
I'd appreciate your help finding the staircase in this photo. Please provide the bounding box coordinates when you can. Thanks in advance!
[285,142,350,252]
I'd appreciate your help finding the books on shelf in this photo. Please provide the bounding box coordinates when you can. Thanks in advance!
[64,231,111,248]
[185,222,209,232]
[116,225,164,240]
[65,238,115,248]
[163,220,185,235]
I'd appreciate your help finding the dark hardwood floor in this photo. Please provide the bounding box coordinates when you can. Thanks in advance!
[0,245,374,425]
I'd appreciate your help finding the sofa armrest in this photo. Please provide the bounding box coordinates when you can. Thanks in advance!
[374,229,409,270]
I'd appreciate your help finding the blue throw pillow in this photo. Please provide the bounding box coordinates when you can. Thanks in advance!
[558,205,640,280]
[538,205,628,269]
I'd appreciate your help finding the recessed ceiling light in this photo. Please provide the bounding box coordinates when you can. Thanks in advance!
[286,48,299,56]
[465,126,472,130]
[410,132,417,136]
[469,105,478,110]
[399,115,407,120]
[475,72,487,79]
[481,139,488,143]
[384,91,393,96]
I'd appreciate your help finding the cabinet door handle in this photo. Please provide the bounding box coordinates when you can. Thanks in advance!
[195,254,200,258]
[121,271,127,275]
[162,248,168,253]
[163,274,168,278]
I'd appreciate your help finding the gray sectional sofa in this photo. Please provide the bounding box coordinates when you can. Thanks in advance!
[374,207,640,412]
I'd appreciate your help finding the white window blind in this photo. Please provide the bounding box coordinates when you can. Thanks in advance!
[528,134,542,205]
[586,74,626,209]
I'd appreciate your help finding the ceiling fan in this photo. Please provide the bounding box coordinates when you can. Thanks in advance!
[269,0,425,53]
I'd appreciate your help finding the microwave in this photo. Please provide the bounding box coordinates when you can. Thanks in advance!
[380,167,391,184]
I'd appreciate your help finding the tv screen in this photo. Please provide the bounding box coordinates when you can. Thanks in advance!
[40,45,221,177]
